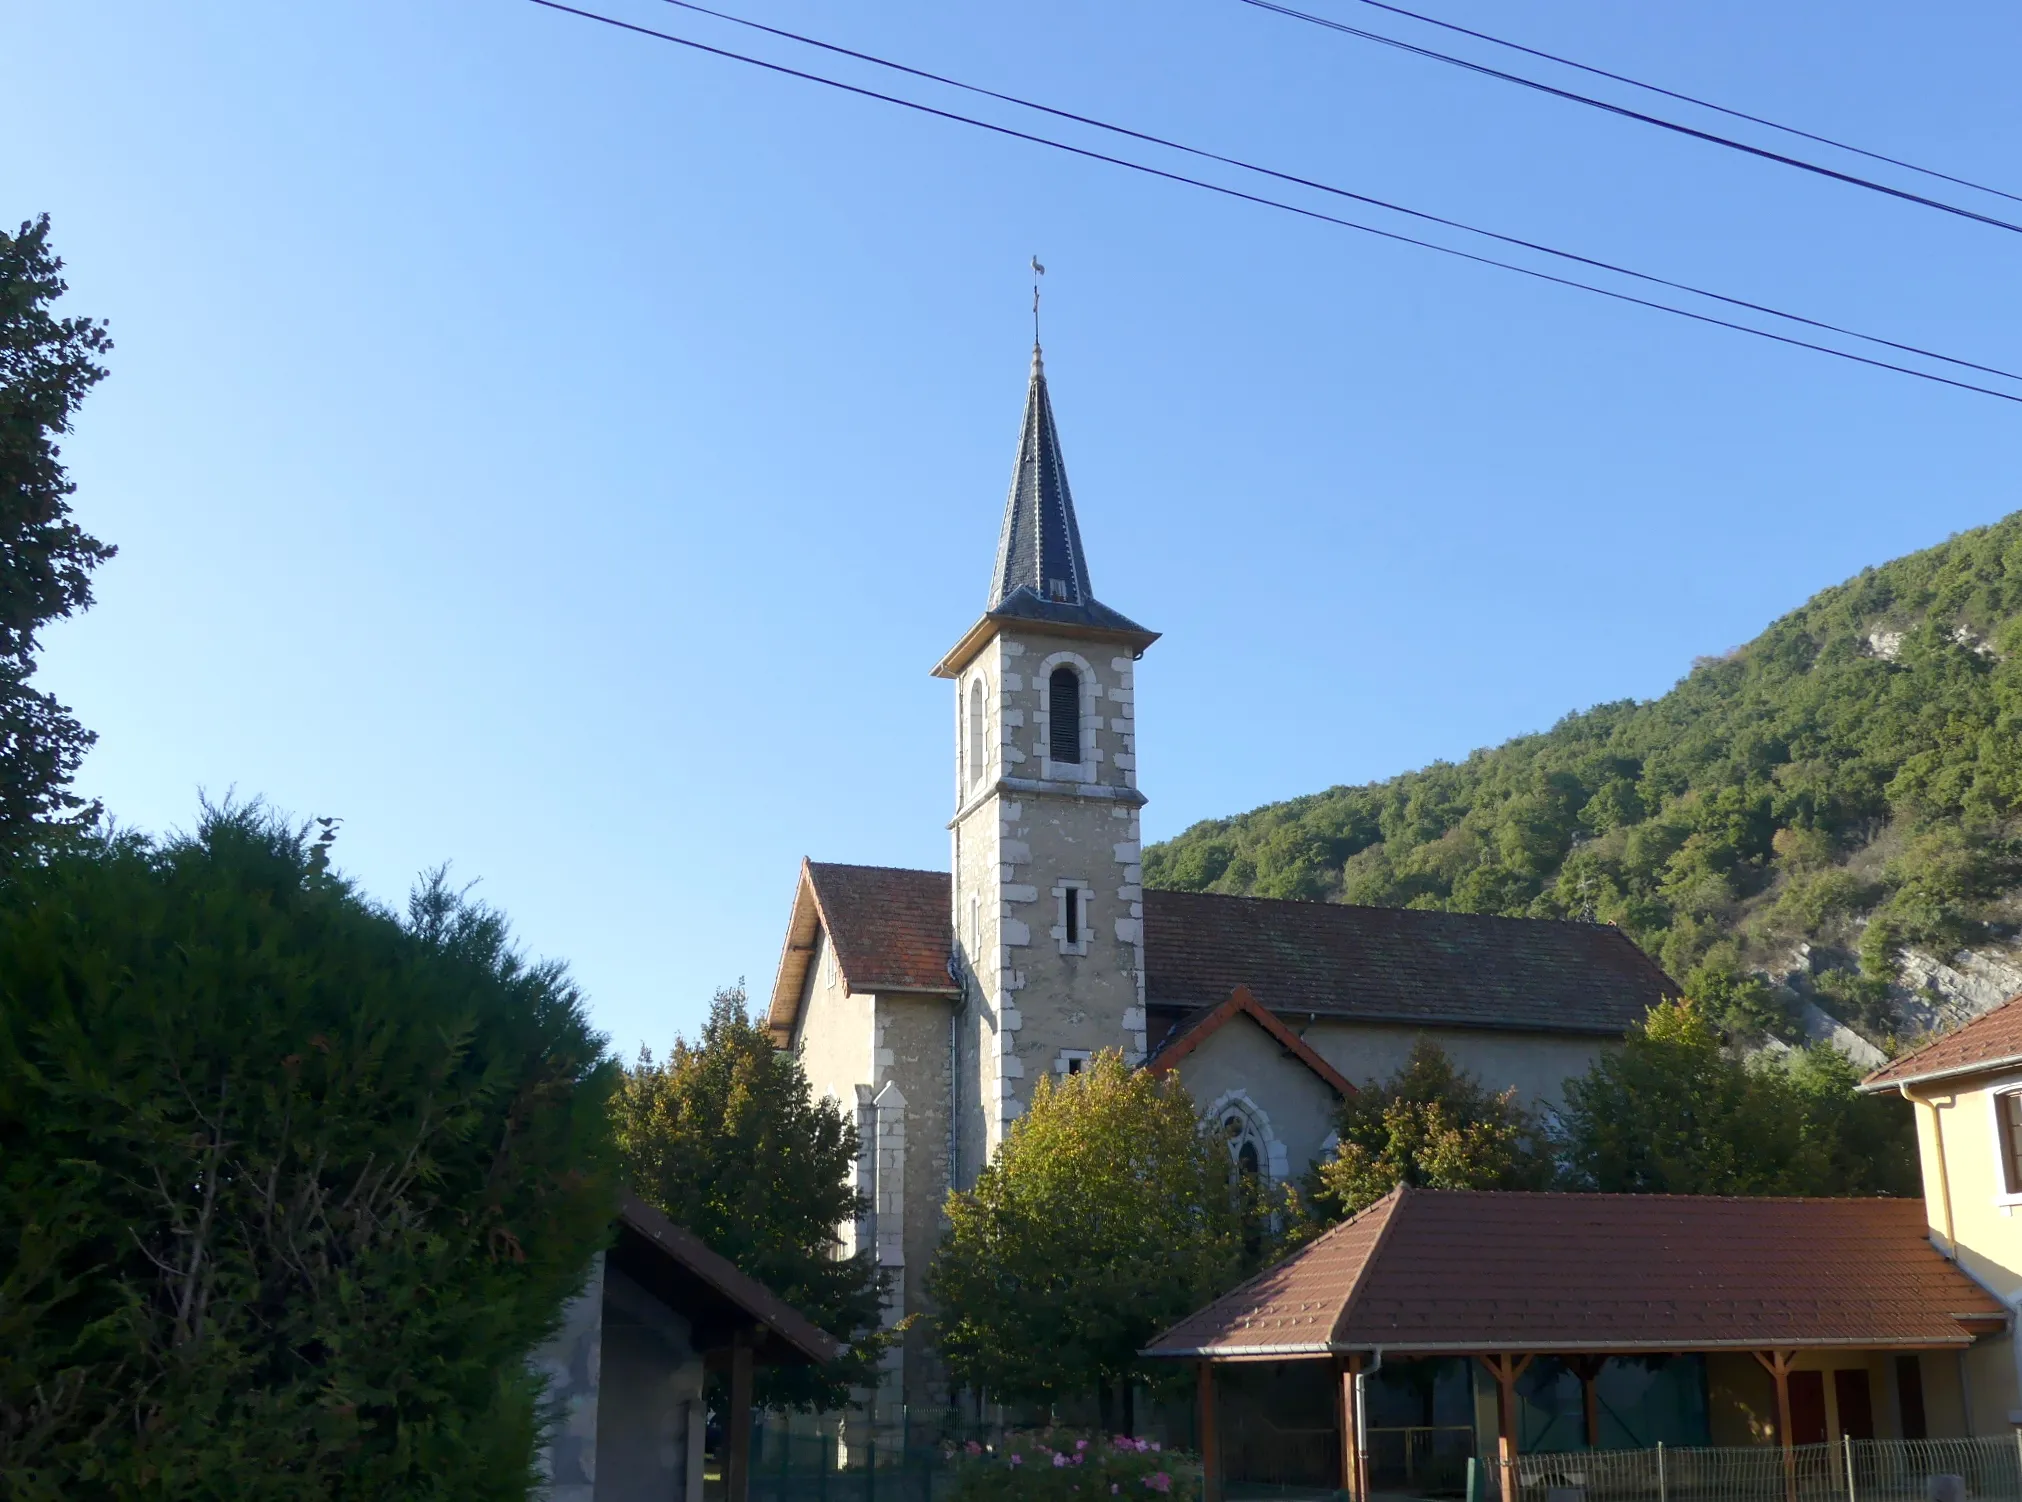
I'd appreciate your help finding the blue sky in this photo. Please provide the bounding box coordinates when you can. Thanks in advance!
[8,0,2019,1057]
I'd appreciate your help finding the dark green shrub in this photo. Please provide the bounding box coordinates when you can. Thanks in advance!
[0,806,618,1500]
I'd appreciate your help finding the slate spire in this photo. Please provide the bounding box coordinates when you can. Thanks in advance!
[989,343,1094,610]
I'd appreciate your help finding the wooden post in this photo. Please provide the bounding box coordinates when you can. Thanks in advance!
[1752,1350,1798,1502]
[1571,1357,1606,1450]
[1337,1354,1364,1502]
[1198,1360,1222,1502]
[1478,1354,1534,1502]
[728,1328,755,1502]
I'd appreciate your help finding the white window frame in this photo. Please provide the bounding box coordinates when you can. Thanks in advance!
[1052,880,1091,955]
[1033,649,1101,782]
[1985,1076,2022,1206]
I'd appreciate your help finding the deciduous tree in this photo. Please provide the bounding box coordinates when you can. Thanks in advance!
[0,216,115,856]
[616,986,887,1409]
[928,1052,1243,1426]
[1302,1038,1550,1228]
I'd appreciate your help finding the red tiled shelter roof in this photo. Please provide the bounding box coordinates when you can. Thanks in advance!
[768,865,1677,1044]
[1862,993,2022,1092]
[1144,1188,2005,1361]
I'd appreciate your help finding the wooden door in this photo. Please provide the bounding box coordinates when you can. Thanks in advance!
[1833,1369,1876,1441]
[1788,1370,1828,1445]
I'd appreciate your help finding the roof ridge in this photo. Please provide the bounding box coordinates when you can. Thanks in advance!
[1326,1184,1408,1346]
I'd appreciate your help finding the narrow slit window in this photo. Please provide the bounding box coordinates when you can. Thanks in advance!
[1048,667,1081,764]
[967,679,985,785]
[1064,887,1081,945]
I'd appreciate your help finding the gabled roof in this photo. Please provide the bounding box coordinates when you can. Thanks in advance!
[1862,992,2022,1092]
[612,1192,843,1366]
[767,862,956,1043]
[1146,984,1354,1097]
[767,867,1678,1044]
[933,349,1154,678]
[1143,1188,2007,1361]
[1146,889,1677,1035]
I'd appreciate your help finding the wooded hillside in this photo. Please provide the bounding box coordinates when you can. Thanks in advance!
[1144,514,2022,1044]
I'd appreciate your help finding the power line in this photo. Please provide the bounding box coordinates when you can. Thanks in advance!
[1332,0,2022,208]
[522,0,2022,407]
[647,0,2022,386]
[1236,0,2022,238]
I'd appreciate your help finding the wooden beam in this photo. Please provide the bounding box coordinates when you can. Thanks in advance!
[1198,1360,1222,1502]
[727,1328,755,1502]
[1751,1350,1798,1502]
[1477,1355,1534,1502]
[1570,1356,1606,1450]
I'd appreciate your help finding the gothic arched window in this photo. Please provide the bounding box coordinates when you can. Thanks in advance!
[1048,666,1081,764]
[967,679,985,785]
[1223,1109,1265,1181]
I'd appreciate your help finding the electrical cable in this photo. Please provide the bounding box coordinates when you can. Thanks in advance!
[1331,0,2022,208]
[523,0,2022,407]
[1236,0,2022,237]
[646,0,2022,385]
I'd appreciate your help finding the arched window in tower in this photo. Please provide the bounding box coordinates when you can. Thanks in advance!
[1048,666,1081,765]
[967,679,985,785]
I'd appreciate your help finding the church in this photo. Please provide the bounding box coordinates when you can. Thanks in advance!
[763,342,1678,1415]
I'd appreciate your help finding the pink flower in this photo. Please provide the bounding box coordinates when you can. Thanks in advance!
[965,1441,982,1455]
[1010,1454,1022,1467]
[1054,1454,1070,1468]
[1076,1439,1090,1451]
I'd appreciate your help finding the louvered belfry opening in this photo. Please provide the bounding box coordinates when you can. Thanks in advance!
[1049,666,1081,764]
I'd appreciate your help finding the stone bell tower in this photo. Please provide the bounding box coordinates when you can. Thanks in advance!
[932,343,1159,1183]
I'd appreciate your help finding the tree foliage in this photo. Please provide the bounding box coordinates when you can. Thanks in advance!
[0,216,115,855]
[928,1053,1243,1414]
[1303,1039,1551,1227]
[616,985,887,1409]
[1144,513,2022,1041]
[0,804,617,1501]
[1555,1001,1916,1196]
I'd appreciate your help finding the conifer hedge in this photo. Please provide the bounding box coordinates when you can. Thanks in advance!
[0,807,618,1500]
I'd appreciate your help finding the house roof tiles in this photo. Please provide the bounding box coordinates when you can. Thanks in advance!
[1862,993,2022,1091]
[1144,1188,2005,1360]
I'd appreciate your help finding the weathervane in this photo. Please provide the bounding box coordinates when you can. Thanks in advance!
[1031,255,1046,349]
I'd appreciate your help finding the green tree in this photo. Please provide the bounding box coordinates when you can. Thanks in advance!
[0,216,116,855]
[1555,1000,1913,1195]
[616,986,887,1409]
[1303,1039,1550,1227]
[928,1052,1242,1427]
[0,803,617,1501]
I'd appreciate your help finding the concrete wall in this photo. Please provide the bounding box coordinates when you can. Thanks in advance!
[596,1267,705,1502]
[1302,1020,1614,1112]
[1173,1014,1343,1178]
[792,928,874,1120]
[531,1254,708,1502]
[1903,1069,2022,1431]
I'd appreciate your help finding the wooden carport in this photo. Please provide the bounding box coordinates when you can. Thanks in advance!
[1143,1188,2007,1502]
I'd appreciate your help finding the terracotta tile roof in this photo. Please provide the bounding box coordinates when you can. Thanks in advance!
[1144,1188,2005,1359]
[1145,890,1677,1034]
[766,863,956,1040]
[768,869,1678,1042]
[1862,993,2022,1091]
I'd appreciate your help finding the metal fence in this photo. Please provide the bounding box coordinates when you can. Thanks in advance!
[1514,1438,2022,1502]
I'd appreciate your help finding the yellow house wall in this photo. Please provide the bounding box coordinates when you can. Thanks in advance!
[1902,1069,2022,1432]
